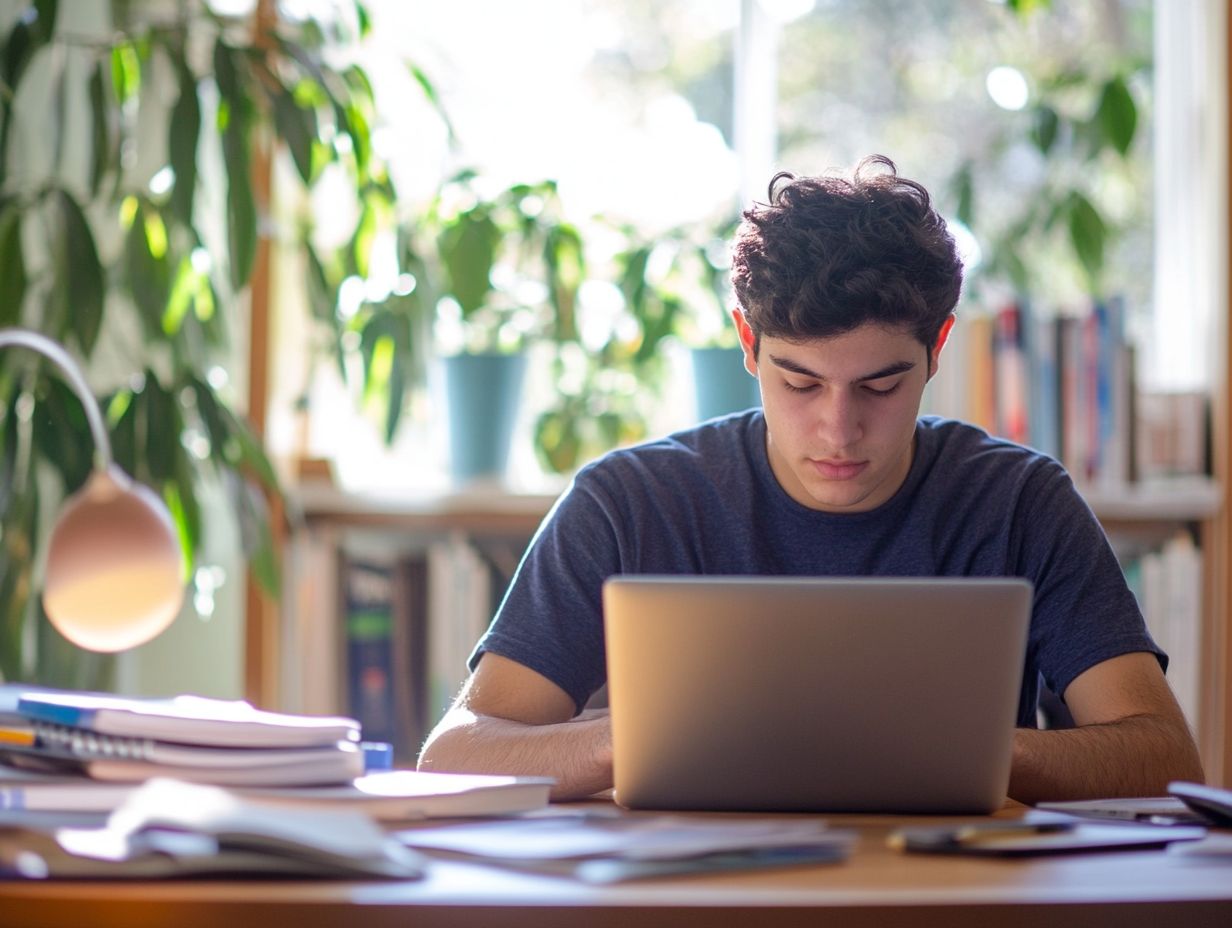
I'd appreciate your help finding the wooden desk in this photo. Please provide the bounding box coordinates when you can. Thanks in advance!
[2,810,1230,928]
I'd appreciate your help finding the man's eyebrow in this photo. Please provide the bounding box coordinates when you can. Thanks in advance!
[767,355,917,382]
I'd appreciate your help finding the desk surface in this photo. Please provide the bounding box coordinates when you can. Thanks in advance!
[2,809,1231,928]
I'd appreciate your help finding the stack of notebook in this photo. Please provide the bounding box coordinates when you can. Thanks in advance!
[0,688,367,788]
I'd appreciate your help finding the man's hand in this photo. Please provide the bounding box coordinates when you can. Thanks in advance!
[418,653,614,800]
[1009,651,1203,804]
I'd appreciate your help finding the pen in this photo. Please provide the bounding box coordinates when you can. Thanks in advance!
[0,726,36,747]
[950,823,1074,843]
[887,822,1073,852]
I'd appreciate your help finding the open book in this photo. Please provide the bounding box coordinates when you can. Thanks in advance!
[0,779,423,880]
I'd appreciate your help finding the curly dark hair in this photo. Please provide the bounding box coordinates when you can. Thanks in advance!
[730,155,963,355]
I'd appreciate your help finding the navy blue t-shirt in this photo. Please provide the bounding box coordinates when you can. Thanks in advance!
[472,412,1162,726]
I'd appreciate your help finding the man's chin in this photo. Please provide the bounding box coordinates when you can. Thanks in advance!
[801,483,873,513]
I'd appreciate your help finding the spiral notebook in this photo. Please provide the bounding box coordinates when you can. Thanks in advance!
[13,690,360,748]
[1,686,367,788]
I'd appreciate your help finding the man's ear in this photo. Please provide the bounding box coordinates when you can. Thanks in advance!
[928,314,956,380]
[731,308,758,377]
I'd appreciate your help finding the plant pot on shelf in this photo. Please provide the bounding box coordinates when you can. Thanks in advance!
[690,346,761,422]
[443,351,527,484]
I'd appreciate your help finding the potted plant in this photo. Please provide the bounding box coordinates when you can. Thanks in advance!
[0,0,381,686]
[429,173,585,482]
[615,215,755,426]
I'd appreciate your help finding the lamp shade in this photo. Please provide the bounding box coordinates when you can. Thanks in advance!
[0,328,187,653]
[42,466,185,653]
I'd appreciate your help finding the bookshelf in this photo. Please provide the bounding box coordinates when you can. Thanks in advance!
[278,485,555,762]
[277,474,1226,778]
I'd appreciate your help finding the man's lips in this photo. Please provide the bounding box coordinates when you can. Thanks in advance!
[811,458,869,480]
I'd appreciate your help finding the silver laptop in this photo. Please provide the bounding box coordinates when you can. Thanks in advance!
[603,576,1032,814]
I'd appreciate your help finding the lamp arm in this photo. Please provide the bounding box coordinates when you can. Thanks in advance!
[0,328,113,471]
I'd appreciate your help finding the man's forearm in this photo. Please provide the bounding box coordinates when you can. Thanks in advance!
[1009,714,1204,805]
[418,709,613,801]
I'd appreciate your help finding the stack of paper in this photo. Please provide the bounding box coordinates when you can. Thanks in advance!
[397,813,855,882]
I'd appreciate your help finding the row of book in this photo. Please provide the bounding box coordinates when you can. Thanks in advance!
[1123,529,1202,730]
[337,534,525,763]
[925,299,1209,486]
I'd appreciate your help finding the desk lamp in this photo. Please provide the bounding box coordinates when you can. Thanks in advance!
[0,329,185,652]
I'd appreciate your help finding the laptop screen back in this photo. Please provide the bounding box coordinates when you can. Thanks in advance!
[603,576,1032,813]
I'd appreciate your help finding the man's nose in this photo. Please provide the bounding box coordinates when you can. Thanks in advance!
[816,391,863,449]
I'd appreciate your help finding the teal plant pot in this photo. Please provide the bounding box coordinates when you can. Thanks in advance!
[691,346,761,422]
[443,352,527,482]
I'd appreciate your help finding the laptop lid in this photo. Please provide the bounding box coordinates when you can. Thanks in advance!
[603,576,1032,814]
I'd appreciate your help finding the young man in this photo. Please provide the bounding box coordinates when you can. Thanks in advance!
[419,155,1203,802]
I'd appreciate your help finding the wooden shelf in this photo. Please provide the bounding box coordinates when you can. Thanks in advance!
[289,481,558,537]
[1081,478,1222,525]
[292,477,1223,534]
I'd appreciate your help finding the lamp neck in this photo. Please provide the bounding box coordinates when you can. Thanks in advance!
[0,329,114,471]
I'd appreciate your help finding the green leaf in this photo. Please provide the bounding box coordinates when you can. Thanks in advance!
[139,371,181,485]
[343,99,371,181]
[408,63,457,143]
[350,197,378,279]
[30,376,94,493]
[214,40,257,290]
[2,2,52,92]
[619,245,652,315]
[533,407,580,475]
[1096,75,1137,156]
[168,60,201,227]
[357,309,412,443]
[304,242,339,325]
[1031,105,1059,155]
[166,456,201,581]
[123,198,172,337]
[1066,191,1107,286]
[545,223,584,342]
[34,0,57,34]
[239,479,280,598]
[163,254,197,335]
[230,418,279,494]
[194,382,279,492]
[106,386,138,477]
[1005,0,1052,15]
[0,456,37,682]
[88,60,111,198]
[110,41,141,104]
[356,2,372,37]
[951,161,975,227]
[48,189,105,355]
[272,86,317,185]
[0,202,27,326]
[1,3,57,173]
[439,206,500,316]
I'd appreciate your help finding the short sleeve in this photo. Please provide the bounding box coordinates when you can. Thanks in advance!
[469,468,623,713]
[1013,460,1165,700]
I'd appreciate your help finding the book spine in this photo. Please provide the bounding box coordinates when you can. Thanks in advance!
[965,314,996,433]
[342,559,398,748]
[389,555,430,764]
[994,302,1028,445]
